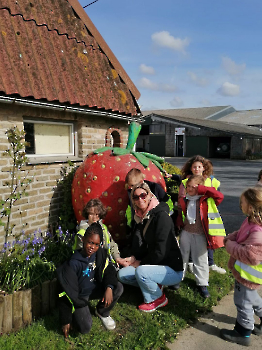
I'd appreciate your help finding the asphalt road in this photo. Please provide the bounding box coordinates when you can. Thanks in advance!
[165,157,262,234]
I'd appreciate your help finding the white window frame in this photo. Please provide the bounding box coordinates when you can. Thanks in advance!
[23,118,78,163]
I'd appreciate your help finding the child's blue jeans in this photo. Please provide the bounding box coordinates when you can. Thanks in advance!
[118,265,183,303]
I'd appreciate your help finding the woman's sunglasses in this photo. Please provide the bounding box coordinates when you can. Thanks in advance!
[133,192,147,201]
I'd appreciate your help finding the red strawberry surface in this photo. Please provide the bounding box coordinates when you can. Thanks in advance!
[72,149,166,243]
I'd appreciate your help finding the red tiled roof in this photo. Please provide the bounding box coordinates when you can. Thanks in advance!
[0,0,140,117]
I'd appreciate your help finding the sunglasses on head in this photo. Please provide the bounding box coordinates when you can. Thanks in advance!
[133,192,147,201]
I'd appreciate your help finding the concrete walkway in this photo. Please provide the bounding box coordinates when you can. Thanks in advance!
[165,158,262,349]
[167,289,262,350]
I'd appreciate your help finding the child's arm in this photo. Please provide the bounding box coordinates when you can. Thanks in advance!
[197,185,224,206]
[224,230,238,245]
[225,239,262,266]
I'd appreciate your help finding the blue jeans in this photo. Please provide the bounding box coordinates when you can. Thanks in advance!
[118,265,183,303]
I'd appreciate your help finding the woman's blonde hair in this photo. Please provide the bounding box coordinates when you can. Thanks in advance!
[130,182,153,209]
[241,187,262,225]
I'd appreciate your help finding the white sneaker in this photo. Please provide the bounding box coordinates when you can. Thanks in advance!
[95,310,116,330]
[188,262,194,273]
[209,264,226,274]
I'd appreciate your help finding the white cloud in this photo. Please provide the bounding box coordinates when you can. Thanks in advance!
[200,99,211,106]
[170,96,183,107]
[139,64,155,75]
[222,56,246,76]
[139,78,178,92]
[217,82,240,96]
[187,71,208,87]
[151,31,190,54]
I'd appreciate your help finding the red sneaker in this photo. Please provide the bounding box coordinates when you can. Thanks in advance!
[138,293,168,312]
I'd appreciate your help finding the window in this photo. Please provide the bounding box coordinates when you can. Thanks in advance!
[24,119,76,161]
[149,123,165,135]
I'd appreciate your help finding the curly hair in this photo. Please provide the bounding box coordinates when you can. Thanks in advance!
[241,187,262,225]
[181,155,213,179]
[82,198,107,220]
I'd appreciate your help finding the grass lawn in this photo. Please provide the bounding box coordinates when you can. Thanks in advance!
[0,248,234,350]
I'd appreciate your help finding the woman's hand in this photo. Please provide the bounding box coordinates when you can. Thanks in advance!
[131,259,141,268]
[102,287,113,307]
[116,256,136,267]
[62,323,71,338]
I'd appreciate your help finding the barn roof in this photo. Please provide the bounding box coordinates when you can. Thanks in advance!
[0,0,141,118]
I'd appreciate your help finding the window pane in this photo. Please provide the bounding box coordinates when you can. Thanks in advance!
[34,123,71,155]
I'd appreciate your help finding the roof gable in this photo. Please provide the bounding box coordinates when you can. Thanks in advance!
[0,0,140,117]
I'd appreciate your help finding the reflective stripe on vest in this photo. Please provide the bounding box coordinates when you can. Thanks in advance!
[234,260,262,284]
[207,197,226,236]
[126,205,132,227]
[102,257,109,277]
[102,224,116,264]
[59,291,75,313]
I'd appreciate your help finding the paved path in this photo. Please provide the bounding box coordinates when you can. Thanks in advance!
[165,158,262,349]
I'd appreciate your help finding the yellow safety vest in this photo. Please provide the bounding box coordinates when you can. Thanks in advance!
[234,260,262,284]
[182,177,225,237]
[126,205,132,228]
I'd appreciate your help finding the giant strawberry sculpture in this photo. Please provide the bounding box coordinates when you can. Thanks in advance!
[72,122,166,245]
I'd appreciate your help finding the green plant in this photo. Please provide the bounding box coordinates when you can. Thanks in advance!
[162,162,181,195]
[0,127,32,245]
[0,228,74,293]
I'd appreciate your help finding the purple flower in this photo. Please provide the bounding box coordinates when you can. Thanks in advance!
[26,256,29,261]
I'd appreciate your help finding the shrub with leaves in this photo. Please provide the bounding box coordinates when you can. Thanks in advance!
[162,162,181,195]
[0,126,32,245]
[0,228,75,294]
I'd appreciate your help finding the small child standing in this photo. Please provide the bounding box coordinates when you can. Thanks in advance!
[73,198,127,267]
[177,175,224,298]
[220,188,262,346]
[178,155,226,274]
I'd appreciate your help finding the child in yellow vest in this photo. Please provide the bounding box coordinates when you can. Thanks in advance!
[73,198,128,268]
[220,187,262,346]
[178,155,226,274]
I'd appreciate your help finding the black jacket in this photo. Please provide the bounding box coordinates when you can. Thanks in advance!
[56,247,119,310]
[132,202,183,272]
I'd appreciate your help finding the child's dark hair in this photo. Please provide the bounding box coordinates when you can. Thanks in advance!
[84,222,103,242]
[258,170,262,181]
[82,198,107,220]
[125,168,145,184]
[181,155,213,179]
[187,175,205,186]
[241,188,262,225]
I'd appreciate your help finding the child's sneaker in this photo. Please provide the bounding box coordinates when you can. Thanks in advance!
[253,319,262,335]
[209,264,226,274]
[198,286,210,298]
[138,293,168,312]
[220,329,251,346]
[95,310,116,330]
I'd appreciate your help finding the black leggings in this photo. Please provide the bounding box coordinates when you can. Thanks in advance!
[60,282,123,334]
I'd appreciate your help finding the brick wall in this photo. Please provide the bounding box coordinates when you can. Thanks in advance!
[0,103,129,246]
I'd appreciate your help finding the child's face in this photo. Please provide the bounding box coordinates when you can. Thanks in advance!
[240,195,253,216]
[191,161,204,176]
[186,180,199,196]
[88,207,100,224]
[127,177,143,190]
[83,233,100,257]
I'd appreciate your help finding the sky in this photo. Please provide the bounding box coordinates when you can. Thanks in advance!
[79,0,262,112]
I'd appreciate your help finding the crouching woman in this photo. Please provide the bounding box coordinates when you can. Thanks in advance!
[118,182,183,312]
[57,223,123,337]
